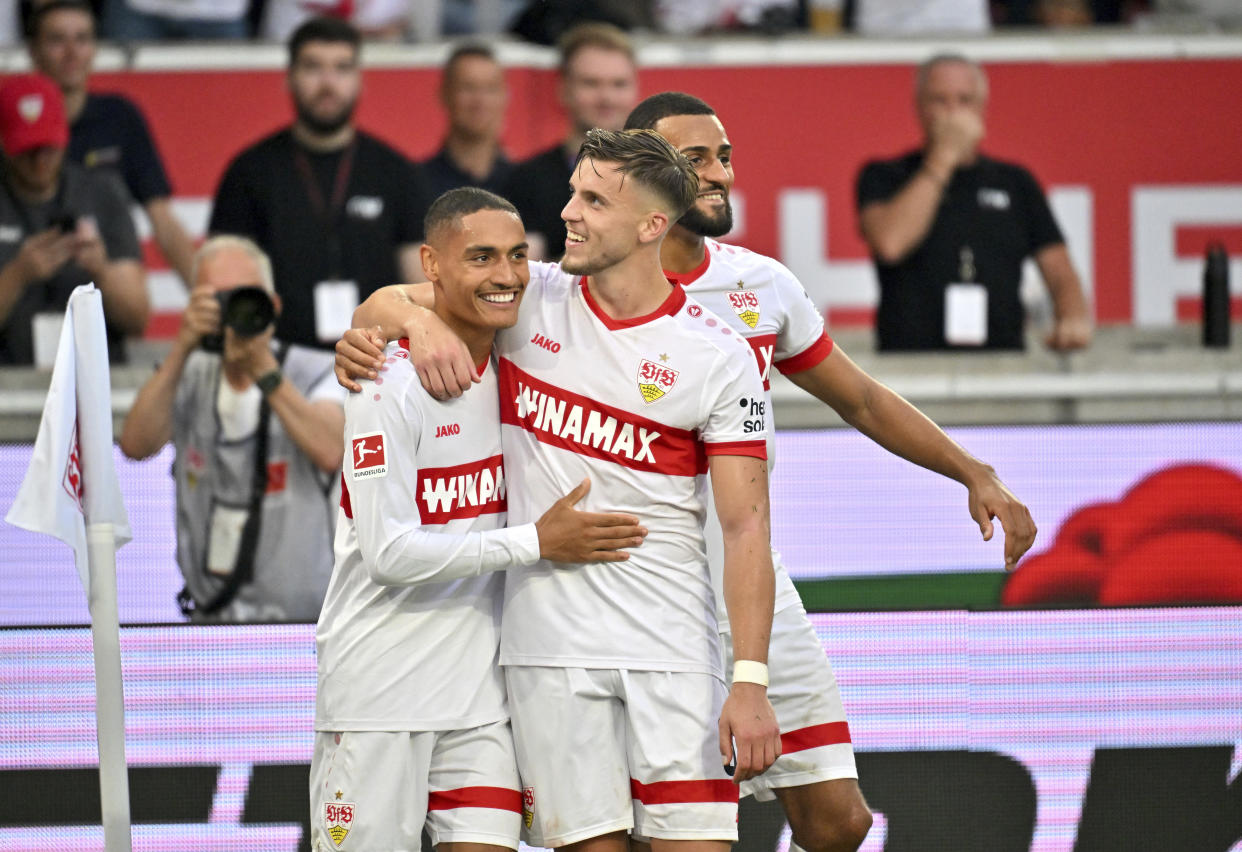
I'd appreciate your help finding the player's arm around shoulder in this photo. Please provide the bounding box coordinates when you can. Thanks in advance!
[339,281,477,399]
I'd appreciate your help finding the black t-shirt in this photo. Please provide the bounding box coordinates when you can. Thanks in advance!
[421,146,513,200]
[69,92,173,205]
[856,151,1064,351]
[501,143,574,259]
[0,162,143,364]
[209,128,430,349]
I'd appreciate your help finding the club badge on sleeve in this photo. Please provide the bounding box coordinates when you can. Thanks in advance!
[351,431,388,480]
[637,357,679,404]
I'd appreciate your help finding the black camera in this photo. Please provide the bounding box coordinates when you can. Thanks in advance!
[200,286,276,353]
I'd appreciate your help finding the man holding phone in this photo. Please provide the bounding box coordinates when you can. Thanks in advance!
[0,73,147,365]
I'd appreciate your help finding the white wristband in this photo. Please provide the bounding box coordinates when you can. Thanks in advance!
[732,660,769,687]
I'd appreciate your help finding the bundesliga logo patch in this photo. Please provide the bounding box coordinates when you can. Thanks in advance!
[351,431,387,480]
[637,358,679,404]
[728,289,761,328]
[324,800,355,846]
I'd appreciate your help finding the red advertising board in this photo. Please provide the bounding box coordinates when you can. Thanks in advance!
[88,45,1242,328]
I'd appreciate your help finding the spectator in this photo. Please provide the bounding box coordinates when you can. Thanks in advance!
[100,0,250,40]
[119,235,344,622]
[209,16,430,349]
[856,53,1092,351]
[27,0,197,288]
[420,43,512,199]
[501,21,637,260]
[0,73,147,366]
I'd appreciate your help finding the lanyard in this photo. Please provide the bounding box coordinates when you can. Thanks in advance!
[292,138,357,276]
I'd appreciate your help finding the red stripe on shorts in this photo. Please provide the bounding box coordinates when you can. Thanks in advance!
[781,721,852,754]
[427,786,523,813]
[630,778,739,805]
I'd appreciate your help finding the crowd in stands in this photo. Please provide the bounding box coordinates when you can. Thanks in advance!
[1,0,1240,46]
[0,0,1206,617]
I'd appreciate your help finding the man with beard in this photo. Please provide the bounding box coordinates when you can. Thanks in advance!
[209,16,430,350]
[625,92,1035,851]
[338,95,1037,852]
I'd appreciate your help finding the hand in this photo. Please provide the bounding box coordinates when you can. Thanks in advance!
[1045,314,1092,351]
[965,464,1038,570]
[335,326,387,392]
[14,228,76,284]
[718,681,780,783]
[404,307,479,400]
[70,219,108,280]
[927,109,984,170]
[175,283,221,352]
[223,324,278,379]
[535,478,647,563]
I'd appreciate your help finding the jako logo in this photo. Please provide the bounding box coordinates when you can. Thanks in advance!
[530,333,561,353]
[435,423,461,438]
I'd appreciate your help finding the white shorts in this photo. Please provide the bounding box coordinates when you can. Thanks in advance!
[505,666,738,847]
[309,722,522,851]
[724,603,858,801]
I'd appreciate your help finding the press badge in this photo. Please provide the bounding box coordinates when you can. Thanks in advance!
[206,504,249,577]
[314,279,360,343]
[32,312,64,369]
[944,283,988,346]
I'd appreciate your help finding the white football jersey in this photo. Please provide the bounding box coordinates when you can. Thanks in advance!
[497,262,768,677]
[668,239,835,629]
[316,340,540,732]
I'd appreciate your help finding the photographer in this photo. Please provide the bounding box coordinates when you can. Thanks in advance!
[0,73,147,365]
[120,235,345,623]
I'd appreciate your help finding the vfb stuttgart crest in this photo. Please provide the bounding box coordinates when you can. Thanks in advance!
[324,801,355,846]
[637,358,679,404]
[727,289,761,328]
[522,786,535,829]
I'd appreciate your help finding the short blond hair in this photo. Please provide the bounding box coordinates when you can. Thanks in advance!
[558,22,635,76]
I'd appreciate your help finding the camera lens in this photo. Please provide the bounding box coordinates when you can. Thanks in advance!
[221,286,275,338]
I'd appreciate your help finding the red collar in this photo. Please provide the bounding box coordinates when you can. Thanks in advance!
[578,277,687,330]
[664,246,712,287]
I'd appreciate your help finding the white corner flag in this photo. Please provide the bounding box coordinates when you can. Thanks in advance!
[5,283,134,852]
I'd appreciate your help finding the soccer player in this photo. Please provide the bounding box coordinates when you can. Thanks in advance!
[343,130,782,851]
[311,187,648,851]
[338,97,1039,852]
[622,92,1037,851]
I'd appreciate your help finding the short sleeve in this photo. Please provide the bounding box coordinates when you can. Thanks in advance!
[119,100,173,202]
[1016,167,1064,254]
[90,172,141,262]
[856,159,908,209]
[209,154,261,239]
[393,158,431,245]
[768,260,833,374]
[700,339,768,460]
